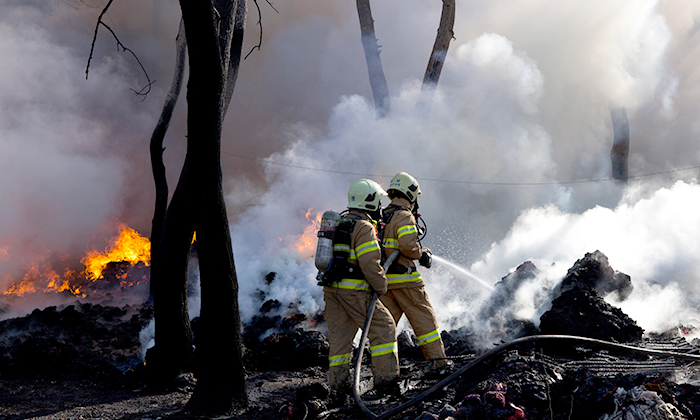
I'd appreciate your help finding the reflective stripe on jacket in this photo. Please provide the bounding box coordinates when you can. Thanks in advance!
[386,272,423,285]
[324,210,388,295]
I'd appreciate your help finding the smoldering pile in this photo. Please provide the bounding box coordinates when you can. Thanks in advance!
[282,251,700,419]
[1,251,700,420]
[0,302,152,381]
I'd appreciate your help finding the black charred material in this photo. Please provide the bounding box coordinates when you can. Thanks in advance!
[539,287,643,343]
[453,350,559,420]
[555,250,633,301]
[442,327,477,356]
[397,330,424,361]
[242,300,327,370]
[0,302,152,381]
[475,261,542,343]
[481,261,539,320]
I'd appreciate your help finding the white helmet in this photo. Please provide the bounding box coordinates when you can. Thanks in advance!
[348,179,386,211]
[388,172,422,203]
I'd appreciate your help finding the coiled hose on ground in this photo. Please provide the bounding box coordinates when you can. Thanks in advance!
[352,285,700,419]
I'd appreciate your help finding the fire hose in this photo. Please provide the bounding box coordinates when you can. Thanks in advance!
[352,273,700,419]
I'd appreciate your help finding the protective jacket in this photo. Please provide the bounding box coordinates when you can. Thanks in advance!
[380,197,447,364]
[323,210,399,391]
[381,197,424,289]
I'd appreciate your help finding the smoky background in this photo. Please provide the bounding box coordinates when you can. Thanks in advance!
[1,0,699,345]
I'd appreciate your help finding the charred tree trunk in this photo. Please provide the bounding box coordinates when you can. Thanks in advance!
[179,0,248,414]
[417,0,455,113]
[146,20,193,384]
[147,1,248,410]
[150,19,186,301]
[610,107,630,183]
[356,0,390,117]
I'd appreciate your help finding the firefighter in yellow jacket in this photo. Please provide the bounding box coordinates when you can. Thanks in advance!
[323,179,400,393]
[380,172,449,367]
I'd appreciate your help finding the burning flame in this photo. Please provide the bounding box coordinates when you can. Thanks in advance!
[3,263,86,298]
[295,209,322,258]
[2,224,149,299]
[82,225,151,281]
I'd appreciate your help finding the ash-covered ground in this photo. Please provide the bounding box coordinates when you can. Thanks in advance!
[2,251,700,420]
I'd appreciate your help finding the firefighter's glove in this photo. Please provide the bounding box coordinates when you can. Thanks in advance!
[419,250,432,269]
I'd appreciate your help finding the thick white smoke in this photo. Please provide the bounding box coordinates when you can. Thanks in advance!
[468,180,700,333]
[228,0,700,340]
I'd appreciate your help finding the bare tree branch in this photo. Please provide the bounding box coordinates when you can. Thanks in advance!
[265,0,278,13]
[244,0,278,60]
[244,0,262,59]
[86,0,115,78]
[86,0,154,98]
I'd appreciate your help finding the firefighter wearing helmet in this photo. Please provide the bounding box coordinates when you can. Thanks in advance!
[380,172,450,368]
[323,179,400,394]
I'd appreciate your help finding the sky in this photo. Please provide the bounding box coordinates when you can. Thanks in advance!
[1,0,700,341]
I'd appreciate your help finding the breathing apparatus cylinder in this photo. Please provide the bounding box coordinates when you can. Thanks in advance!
[314,210,341,272]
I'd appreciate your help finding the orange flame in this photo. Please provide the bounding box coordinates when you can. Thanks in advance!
[82,225,151,281]
[295,209,322,258]
[2,225,149,298]
[3,264,86,298]
[4,278,36,296]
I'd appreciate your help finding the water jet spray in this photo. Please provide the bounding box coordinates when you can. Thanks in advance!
[431,255,494,292]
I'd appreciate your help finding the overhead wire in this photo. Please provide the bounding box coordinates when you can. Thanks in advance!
[222,150,700,187]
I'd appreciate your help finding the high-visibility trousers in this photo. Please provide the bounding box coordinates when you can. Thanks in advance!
[324,288,399,391]
[379,286,446,362]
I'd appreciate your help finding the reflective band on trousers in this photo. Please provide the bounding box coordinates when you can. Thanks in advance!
[337,279,371,291]
[369,341,398,357]
[329,352,352,367]
[386,272,422,284]
[382,238,399,249]
[397,225,417,238]
[417,329,441,346]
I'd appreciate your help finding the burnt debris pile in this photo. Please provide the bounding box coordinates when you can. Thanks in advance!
[445,349,700,420]
[242,272,328,371]
[0,251,699,420]
[539,251,643,342]
[0,302,152,380]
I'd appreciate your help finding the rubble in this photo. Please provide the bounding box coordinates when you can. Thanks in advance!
[241,297,328,371]
[0,301,152,380]
[553,251,633,301]
[1,251,700,420]
[539,252,643,343]
[539,286,644,342]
